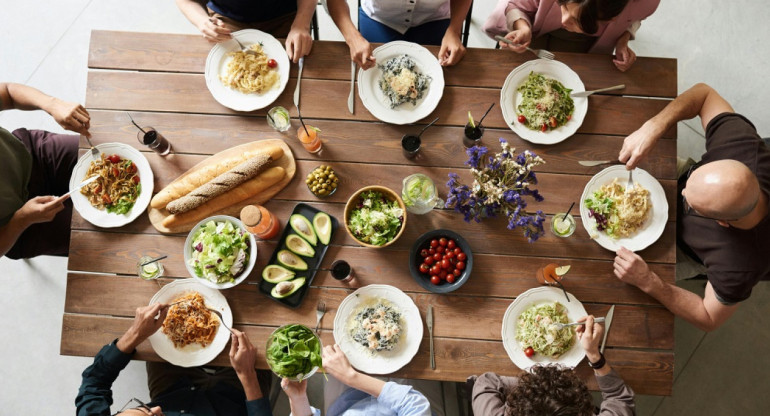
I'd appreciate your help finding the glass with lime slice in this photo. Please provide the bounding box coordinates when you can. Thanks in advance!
[463,110,484,148]
[267,106,291,132]
[402,174,443,215]
[551,213,576,238]
[137,256,164,280]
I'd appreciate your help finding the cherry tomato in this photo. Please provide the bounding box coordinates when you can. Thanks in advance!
[112,167,120,177]
[430,239,439,248]
[430,275,441,285]
[541,123,548,132]
[107,154,121,163]
[419,263,430,274]
[132,175,140,184]
[524,347,535,357]
[457,252,467,261]
[446,251,455,259]
[126,162,137,174]
[453,268,462,277]
[439,237,448,246]
[517,115,526,123]
[450,257,457,265]
[439,270,448,279]
[549,116,558,128]
[436,245,444,254]
[101,193,112,204]
[447,240,456,249]
[424,256,434,265]
[456,261,466,270]
[420,249,429,257]
[433,253,442,261]
[428,248,436,255]
[267,59,278,68]
[431,265,441,275]
[93,185,102,194]
[446,274,456,284]
[454,247,462,255]
[441,259,450,270]
[567,114,572,121]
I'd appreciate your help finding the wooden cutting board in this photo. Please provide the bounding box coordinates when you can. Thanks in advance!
[148,139,295,234]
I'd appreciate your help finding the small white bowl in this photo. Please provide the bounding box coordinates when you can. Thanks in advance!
[183,215,257,289]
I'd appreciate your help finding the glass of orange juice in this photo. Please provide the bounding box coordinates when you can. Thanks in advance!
[298,125,322,153]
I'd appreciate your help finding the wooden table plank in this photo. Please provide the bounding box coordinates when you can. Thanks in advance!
[61,313,673,395]
[88,30,677,98]
[85,71,673,137]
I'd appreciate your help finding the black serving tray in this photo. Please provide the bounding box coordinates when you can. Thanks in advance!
[258,203,338,308]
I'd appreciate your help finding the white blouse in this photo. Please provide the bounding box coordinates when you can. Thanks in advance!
[361,0,451,34]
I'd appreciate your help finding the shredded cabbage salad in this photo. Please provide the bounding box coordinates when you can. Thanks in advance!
[516,302,574,358]
[516,72,574,131]
[189,220,250,284]
[347,190,404,246]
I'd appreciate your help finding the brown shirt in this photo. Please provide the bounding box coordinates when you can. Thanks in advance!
[677,113,770,303]
[0,94,33,226]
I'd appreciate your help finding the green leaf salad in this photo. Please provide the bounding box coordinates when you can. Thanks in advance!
[266,324,322,380]
[348,190,404,246]
[516,302,575,358]
[516,72,574,131]
[188,220,250,284]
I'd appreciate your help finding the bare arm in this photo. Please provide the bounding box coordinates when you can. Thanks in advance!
[614,247,738,331]
[437,0,472,66]
[1,82,91,137]
[175,0,232,42]
[619,83,734,169]
[285,0,317,62]
[326,0,375,69]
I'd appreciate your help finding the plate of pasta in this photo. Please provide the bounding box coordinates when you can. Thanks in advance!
[580,166,668,252]
[500,59,588,145]
[358,41,444,125]
[205,29,290,112]
[333,284,423,374]
[69,143,153,228]
[502,286,587,371]
[148,279,233,367]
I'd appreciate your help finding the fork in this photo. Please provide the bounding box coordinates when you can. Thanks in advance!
[314,300,326,333]
[551,317,605,330]
[626,169,634,192]
[84,134,99,157]
[207,308,234,334]
[494,35,555,60]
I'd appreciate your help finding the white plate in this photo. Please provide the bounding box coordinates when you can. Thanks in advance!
[69,143,153,228]
[358,41,444,125]
[500,59,587,145]
[502,286,587,370]
[579,166,668,252]
[183,215,257,289]
[204,29,290,112]
[333,284,423,374]
[148,279,233,367]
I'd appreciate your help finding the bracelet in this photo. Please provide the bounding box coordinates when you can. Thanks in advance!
[587,353,606,369]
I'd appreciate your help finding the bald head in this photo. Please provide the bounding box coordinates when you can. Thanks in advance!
[685,160,760,219]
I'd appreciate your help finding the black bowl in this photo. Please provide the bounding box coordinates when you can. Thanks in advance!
[409,229,473,294]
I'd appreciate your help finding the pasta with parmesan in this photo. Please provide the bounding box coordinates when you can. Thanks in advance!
[162,292,220,349]
[220,43,279,94]
[585,178,651,238]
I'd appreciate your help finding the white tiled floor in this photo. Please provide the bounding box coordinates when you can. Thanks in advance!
[1,1,769,414]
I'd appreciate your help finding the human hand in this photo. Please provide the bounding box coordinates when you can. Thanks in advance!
[322,344,357,384]
[49,99,91,138]
[281,378,308,399]
[197,16,232,43]
[347,34,375,70]
[285,27,313,63]
[438,30,465,66]
[16,196,65,226]
[117,303,168,353]
[575,315,603,362]
[614,247,656,291]
[499,28,531,53]
[618,120,663,170]
[229,329,257,378]
[613,41,636,72]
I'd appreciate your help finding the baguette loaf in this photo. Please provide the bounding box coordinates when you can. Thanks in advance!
[161,166,285,229]
[166,154,271,214]
[150,145,284,209]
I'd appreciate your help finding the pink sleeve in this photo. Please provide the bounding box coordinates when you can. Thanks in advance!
[483,0,541,39]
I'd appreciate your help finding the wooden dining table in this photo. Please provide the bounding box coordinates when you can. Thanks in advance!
[62,30,678,396]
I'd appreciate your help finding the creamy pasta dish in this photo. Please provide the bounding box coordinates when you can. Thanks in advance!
[378,54,431,108]
[349,300,403,352]
[162,292,220,349]
[516,302,574,358]
[80,154,141,214]
[585,178,651,239]
[220,43,279,94]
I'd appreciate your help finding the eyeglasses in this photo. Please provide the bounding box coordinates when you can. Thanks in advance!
[113,398,160,416]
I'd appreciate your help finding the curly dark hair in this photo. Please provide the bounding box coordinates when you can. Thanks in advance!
[557,0,631,34]
[504,365,594,416]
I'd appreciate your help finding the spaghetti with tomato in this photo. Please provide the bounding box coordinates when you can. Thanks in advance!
[80,154,141,214]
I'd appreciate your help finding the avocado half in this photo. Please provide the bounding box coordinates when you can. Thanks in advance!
[312,212,332,245]
[271,277,306,298]
[262,264,295,284]
[276,249,308,271]
[290,214,317,246]
[286,234,315,257]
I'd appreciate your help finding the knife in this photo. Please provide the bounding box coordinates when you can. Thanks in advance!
[427,305,435,370]
[600,305,615,354]
[571,84,625,98]
[57,175,99,201]
[293,56,304,108]
[348,61,355,114]
[578,160,621,167]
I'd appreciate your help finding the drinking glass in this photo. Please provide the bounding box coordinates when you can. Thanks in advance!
[551,213,577,237]
[401,134,421,159]
[298,126,322,153]
[137,256,164,280]
[137,127,171,156]
[463,123,484,148]
[267,106,291,132]
[402,174,443,215]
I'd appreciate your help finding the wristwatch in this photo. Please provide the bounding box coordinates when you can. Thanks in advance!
[587,353,606,369]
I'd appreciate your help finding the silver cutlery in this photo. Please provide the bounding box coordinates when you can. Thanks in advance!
[427,305,435,370]
[294,56,304,108]
[314,300,326,333]
[84,135,99,157]
[551,317,605,330]
[626,169,635,192]
[571,84,625,98]
[600,305,615,353]
[58,175,98,200]
[208,308,234,334]
[348,61,355,114]
[578,160,619,167]
[494,35,555,60]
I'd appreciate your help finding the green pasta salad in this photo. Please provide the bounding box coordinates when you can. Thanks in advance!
[516,302,575,358]
[516,72,574,132]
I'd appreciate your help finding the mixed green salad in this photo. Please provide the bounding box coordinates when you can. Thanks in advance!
[516,72,574,132]
[516,302,575,358]
[266,324,322,380]
[348,190,404,246]
[188,220,250,284]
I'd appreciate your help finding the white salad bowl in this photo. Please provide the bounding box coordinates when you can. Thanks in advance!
[183,215,257,289]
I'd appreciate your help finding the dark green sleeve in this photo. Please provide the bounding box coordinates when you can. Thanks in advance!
[75,340,133,416]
